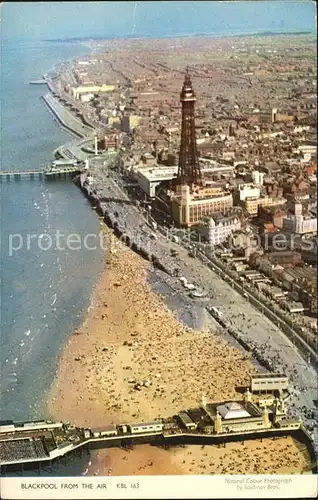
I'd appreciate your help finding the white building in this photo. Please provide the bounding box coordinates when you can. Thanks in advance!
[239,184,261,201]
[282,214,317,234]
[200,158,235,178]
[297,142,317,157]
[222,151,235,161]
[199,214,241,246]
[217,402,251,420]
[134,165,178,197]
[71,84,115,100]
[133,160,236,198]
[251,374,288,393]
[282,203,317,234]
[293,125,310,134]
[80,93,94,103]
[301,152,312,163]
[252,170,265,186]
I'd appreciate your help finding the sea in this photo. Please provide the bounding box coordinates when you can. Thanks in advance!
[0,39,104,426]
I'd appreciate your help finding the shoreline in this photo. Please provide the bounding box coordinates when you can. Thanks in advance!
[48,225,256,427]
[41,92,94,140]
[44,30,315,44]
[41,94,86,139]
[47,225,312,475]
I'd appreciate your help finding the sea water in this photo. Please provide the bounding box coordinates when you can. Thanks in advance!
[0,38,104,423]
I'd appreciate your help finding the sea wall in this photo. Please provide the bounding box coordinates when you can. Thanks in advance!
[77,173,176,276]
[41,94,91,139]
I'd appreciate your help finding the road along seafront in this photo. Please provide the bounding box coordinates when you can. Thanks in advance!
[83,159,317,444]
[46,169,313,475]
[41,93,94,139]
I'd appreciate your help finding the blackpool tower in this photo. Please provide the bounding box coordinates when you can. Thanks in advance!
[177,70,202,187]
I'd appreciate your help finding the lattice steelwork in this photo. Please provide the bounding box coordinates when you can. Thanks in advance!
[177,70,202,186]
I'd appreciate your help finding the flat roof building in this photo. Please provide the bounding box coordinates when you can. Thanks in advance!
[133,162,235,200]
[52,159,77,167]
[72,84,115,99]
[134,166,178,197]
[250,373,289,393]
[177,412,197,430]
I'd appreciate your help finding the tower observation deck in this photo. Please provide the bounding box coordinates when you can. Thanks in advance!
[177,70,202,186]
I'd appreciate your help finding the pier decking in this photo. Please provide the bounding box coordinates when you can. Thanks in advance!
[29,80,47,85]
[0,165,81,181]
[0,417,308,468]
[0,426,307,469]
[1,391,316,471]
[0,170,44,179]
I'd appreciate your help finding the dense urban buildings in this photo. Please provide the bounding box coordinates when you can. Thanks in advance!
[53,31,317,356]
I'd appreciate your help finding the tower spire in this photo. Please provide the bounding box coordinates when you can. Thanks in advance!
[177,71,202,186]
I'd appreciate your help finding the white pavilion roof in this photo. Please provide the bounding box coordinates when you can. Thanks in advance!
[217,401,251,420]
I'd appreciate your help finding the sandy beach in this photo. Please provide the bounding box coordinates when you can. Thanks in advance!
[85,439,311,476]
[47,227,311,474]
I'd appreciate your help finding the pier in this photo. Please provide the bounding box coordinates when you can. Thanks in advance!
[1,389,317,472]
[0,170,45,180]
[0,163,82,181]
[29,80,47,85]
[0,419,315,473]
[4,79,97,179]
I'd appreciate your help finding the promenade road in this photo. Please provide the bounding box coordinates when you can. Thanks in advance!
[43,93,94,138]
[86,159,317,447]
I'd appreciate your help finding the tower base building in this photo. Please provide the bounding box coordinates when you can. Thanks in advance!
[170,183,233,227]
[167,71,232,227]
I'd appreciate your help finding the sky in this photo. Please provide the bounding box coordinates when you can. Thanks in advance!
[1,1,316,40]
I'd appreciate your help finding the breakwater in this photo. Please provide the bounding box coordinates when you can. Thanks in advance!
[41,94,93,139]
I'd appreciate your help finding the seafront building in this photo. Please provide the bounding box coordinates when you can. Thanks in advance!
[71,84,115,100]
[198,214,241,246]
[170,184,233,227]
[134,166,178,198]
[281,204,317,234]
[130,161,236,200]
[158,72,234,227]
[244,195,287,216]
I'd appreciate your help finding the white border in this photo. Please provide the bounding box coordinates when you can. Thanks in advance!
[0,475,317,499]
